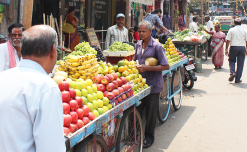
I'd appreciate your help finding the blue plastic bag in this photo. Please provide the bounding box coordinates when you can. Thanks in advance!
[0,0,10,5]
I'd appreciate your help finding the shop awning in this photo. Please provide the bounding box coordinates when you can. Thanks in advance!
[130,0,154,6]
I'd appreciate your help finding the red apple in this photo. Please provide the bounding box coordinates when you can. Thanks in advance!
[106,83,115,92]
[69,123,78,133]
[101,76,110,85]
[75,96,83,108]
[88,112,95,120]
[104,91,109,97]
[69,88,76,99]
[117,87,124,94]
[122,84,129,91]
[76,108,84,119]
[76,119,84,129]
[59,80,70,91]
[126,92,130,98]
[63,127,70,136]
[116,78,123,87]
[111,73,118,80]
[82,117,90,125]
[129,90,134,96]
[122,94,127,100]
[61,91,70,103]
[82,105,89,116]
[69,100,78,111]
[63,114,72,127]
[117,96,122,103]
[126,83,131,90]
[94,74,103,84]
[97,84,106,92]
[63,103,70,114]
[106,74,114,82]
[70,111,78,123]
[106,92,115,100]
[112,80,119,88]
[120,77,127,84]
[114,100,118,105]
[112,89,120,97]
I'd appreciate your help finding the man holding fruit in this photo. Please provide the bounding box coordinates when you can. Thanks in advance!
[0,25,65,152]
[133,20,170,148]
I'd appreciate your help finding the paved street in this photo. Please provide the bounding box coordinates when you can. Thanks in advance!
[144,25,247,152]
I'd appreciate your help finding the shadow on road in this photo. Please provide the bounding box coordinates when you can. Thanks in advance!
[231,83,247,89]
[183,88,207,97]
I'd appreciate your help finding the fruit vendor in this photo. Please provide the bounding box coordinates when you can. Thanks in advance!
[105,13,129,49]
[133,20,170,148]
[0,23,24,72]
[0,25,66,151]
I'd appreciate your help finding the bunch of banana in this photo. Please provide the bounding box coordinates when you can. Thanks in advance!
[56,60,68,73]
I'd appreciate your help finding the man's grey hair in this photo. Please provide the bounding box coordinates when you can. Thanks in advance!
[139,20,152,30]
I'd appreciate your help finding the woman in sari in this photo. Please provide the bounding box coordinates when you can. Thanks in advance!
[205,22,226,69]
[65,6,79,51]
[178,17,185,31]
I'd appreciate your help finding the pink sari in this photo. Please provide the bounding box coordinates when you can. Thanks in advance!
[208,31,226,66]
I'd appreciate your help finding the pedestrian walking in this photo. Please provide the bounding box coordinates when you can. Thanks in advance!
[189,17,198,33]
[162,12,171,35]
[205,16,214,57]
[225,18,247,83]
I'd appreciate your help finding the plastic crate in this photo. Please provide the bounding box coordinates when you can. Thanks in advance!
[103,50,135,64]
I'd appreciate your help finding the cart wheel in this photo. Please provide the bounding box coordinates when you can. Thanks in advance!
[157,79,170,123]
[73,135,108,152]
[116,107,143,152]
[171,69,182,111]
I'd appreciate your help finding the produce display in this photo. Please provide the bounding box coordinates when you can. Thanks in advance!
[173,28,210,42]
[90,45,106,62]
[73,42,97,55]
[162,38,187,65]
[108,41,134,52]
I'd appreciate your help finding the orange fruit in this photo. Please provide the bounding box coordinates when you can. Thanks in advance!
[108,67,113,73]
[169,45,173,48]
[168,41,172,45]
[118,66,125,73]
[109,70,115,74]
[127,69,132,74]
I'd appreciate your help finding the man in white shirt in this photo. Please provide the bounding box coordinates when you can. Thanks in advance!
[105,13,128,49]
[189,17,198,33]
[205,16,214,56]
[225,18,247,83]
[0,23,24,72]
[190,12,194,23]
[0,25,66,152]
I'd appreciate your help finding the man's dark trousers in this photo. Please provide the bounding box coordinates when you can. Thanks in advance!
[208,37,212,56]
[229,46,246,81]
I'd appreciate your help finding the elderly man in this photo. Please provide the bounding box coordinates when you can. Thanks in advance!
[0,25,66,152]
[134,20,170,148]
[105,13,128,49]
[0,23,24,72]
[189,17,198,33]
[225,18,247,83]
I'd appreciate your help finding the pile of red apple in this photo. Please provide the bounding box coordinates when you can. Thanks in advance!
[94,73,134,106]
[59,80,95,136]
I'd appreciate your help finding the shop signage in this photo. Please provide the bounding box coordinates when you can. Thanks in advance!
[86,28,101,49]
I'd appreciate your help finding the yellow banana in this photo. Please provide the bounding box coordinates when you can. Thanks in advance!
[67,55,80,62]
[84,64,91,69]
[55,68,60,72]
[69,71,75,75]
[77,65,87,70]
[80,75,87,79]
[79,56,86,62]
[75,73,81,77]
[70,67,77,71]
[78,70,87,75]
[69,62,81,67]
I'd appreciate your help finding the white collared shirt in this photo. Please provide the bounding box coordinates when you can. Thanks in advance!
[0,42,20,72]
[206,20,214,31]
[0,59,66,152]
[226,25,247,46]
[189,21,198,32]
[105,25,129,49]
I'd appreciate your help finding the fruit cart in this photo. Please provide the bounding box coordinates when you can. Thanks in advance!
[64,87,151,152]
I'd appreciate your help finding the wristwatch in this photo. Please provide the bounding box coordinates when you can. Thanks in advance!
[168,30,172,33]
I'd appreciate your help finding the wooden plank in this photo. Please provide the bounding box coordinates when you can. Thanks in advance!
[22,0,34,29]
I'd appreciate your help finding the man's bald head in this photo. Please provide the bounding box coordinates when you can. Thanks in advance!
[21,25,58,57]
[234,18,242,25]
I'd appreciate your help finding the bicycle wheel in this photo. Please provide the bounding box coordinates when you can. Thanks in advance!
[157,77,170,123]
[73,135,108,152]
[116,107,143,152]
[171,69,182,111]
[182,70,194,90]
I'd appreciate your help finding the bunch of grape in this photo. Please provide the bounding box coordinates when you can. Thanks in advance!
[90,45,106,62]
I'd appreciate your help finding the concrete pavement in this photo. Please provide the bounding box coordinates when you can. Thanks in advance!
[144,44,247,151]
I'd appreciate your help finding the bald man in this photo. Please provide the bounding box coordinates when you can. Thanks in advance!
[225,18,247,83]
[0,25,66,152]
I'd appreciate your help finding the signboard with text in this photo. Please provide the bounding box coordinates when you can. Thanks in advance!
[85,28,101,49]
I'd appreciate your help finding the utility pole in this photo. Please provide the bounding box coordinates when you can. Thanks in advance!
[201,0,204,24]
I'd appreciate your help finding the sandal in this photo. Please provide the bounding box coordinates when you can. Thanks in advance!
[143,138,154,149]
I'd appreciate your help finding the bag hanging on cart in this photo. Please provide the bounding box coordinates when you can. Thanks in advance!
[0,0,10,5]
[62,15,75,34]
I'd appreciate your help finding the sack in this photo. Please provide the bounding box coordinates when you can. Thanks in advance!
[0,0,10,5]
[62,15,75,34]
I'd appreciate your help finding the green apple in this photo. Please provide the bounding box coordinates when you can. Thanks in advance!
[87,86,93,94]
[86,79,93,87]
[93,93,98,100]
[92,84,97,93]
[92,100,98,110]
[75,89,81,97]
[87,102,94,112]
[92,110,99,117]
[103,106,109,112]
[80,80,87,89]
[97,91,103,99]
[76,78,84,82]
[69,81,76,89]
[81,89,88,97]
[102,97,109,106]
[97,99,103,108]
[107,104,112,110]
[74,82,83,90]
[98,108,105,115]
[81,96,88,105]
[87,94,93,103]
